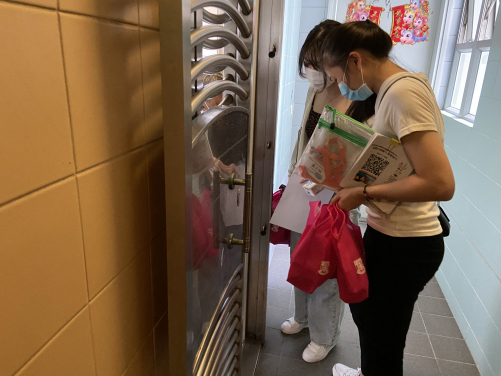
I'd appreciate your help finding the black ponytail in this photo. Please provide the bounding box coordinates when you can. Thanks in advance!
[321,20,393,69]
[345,94,376,124]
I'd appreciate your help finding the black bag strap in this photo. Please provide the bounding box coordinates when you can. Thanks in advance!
[378,74,434,107]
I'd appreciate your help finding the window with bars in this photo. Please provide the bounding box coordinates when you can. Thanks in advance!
[444,0,499,122]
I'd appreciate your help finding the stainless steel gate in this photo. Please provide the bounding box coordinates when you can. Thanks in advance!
[159,0,263,374]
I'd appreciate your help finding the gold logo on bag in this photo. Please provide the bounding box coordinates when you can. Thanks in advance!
[354,258,366,275]
[318,261,330,275]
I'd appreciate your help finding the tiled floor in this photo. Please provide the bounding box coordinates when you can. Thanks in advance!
[256,239,481,376]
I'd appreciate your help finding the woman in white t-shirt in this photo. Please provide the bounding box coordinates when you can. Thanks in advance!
[320,21,455,376]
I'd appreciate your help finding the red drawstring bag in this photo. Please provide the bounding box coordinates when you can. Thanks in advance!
[270,185,291,246]
[328,204,368,303]
[287,202,337,294]
[192,190,219,270]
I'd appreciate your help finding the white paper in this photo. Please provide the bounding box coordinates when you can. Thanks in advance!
[270,174,333,234]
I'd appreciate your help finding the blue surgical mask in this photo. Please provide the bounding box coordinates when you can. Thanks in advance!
[338,63,373,101]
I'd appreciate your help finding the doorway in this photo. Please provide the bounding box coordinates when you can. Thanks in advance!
[247,0,477,375]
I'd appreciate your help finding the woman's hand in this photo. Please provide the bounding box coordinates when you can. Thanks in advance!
[360,131,455,203]
[214,159,239,177]
[330,187,365,211]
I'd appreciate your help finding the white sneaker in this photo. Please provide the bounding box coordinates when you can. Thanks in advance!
[280,317,308,334]
[302,341,335,363]
[332,363,362,376]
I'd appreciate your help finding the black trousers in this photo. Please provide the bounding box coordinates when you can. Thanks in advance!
[350,226,444,376]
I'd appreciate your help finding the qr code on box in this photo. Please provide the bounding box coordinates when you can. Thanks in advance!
[361,154,390,177]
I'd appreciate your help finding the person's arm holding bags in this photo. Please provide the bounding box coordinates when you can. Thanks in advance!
[331,131,455,211]
[331,82,455,211]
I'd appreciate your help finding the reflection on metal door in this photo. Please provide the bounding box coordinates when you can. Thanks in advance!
[159,0,261,374]
[191,106,251,376]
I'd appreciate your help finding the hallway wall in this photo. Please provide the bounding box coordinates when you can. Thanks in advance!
[273,0,303,191]
[0,1,167,375]
[331,0,444,77]
[291,0,329,164]
[437,9,501,376]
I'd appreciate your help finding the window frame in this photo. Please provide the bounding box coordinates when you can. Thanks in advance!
[443,0,497,123]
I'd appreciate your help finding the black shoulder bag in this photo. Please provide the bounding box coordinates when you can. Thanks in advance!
[379,75,451,237]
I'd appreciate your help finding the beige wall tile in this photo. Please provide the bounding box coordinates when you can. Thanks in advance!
[78,148,151,298]
[147,140,166,239]
[16,308,96,376]
[154,312,169,376]
[60,14,145,171]
[151,232,167,324]
[138,0,159,29]
[59,0,139,24]
[9,0,57,8]
[122,334,155,376]
[0,3,74,205]
[89,251,154,376]
[140,28,163,143]
[0,178,88,376]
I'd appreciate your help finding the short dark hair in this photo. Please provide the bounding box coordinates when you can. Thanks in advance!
[298,20,341,78]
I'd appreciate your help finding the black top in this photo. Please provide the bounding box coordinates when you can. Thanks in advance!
[305,101,321,139]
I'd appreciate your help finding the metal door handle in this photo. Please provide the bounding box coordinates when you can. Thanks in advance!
[218,172,245,250]
[218,173,252,253]
[220,233,244,249]
[220,173,245,190]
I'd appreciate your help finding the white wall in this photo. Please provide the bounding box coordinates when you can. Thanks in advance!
[331,0,443,77]
[291,0,330,163]
[437,10,501,375]
[273,0,304,191]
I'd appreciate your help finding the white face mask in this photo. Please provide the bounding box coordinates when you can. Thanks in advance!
[305,67,334,92]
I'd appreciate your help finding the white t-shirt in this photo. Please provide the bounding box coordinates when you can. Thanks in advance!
[366,72,444,237]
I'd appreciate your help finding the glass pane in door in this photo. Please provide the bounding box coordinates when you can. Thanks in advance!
[472,0,483,40]
[478,0,499,40]
[451,52,472,109]
[470,51,489,115]
[457,0,469,43]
